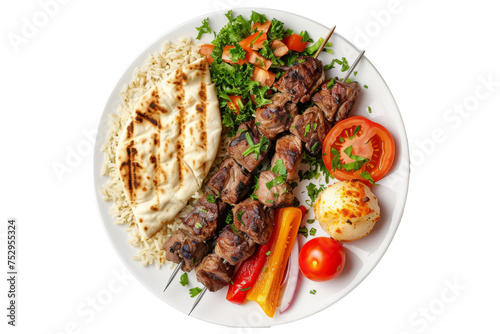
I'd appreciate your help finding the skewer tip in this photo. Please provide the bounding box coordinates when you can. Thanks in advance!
[188,287,208,316]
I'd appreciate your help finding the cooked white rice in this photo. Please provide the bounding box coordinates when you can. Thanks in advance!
[99,37,228,268]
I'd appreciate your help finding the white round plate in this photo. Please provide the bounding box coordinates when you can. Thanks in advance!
[93,7,409,328]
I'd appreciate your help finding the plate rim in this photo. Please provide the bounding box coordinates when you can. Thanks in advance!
[92,6,410,328]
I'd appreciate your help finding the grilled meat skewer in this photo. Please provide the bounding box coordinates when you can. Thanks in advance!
[214,225,257,265]
[183,192,227,240]
[312,80,361,123]
[208,157,252,205]
[270,135,303,182]
[290,105,332,155]
[228,120,271,173]
[163,229,211,272]
[255,93,298,140]
[273,56,325,104]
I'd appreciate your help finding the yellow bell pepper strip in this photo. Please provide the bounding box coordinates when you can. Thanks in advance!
[246,207,302,317]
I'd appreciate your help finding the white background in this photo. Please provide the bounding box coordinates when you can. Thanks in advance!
[1,0,499,333]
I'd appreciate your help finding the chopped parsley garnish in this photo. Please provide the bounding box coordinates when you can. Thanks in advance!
[348,125,361,139]
[189,287,203,297]
[265,251,271,256]
[327,78,336,89]
[243,133,270,159]
[305,183,326,206]
[300,30,313,43]
[262,267,268,272]
[198,208,208,214]
[194,222,203,229]
[342,145,370,171]
[266,159,288,189]
[265,200,274,203]
[338,136,345,143]
[330,146,369,172]
[229,43,246,62]
[310,228,317,236]
[298,226,308,238]
[364,84,368,89]
[310,289,317,295]
[324,56,349,71]
[360,171,378,185]
[225,211,234,225]
[307,219,315,224]
[250,11,267,24]
[206,194,216,203]
[311,141,319,152]
[180,273,189,286]
[313,123,318,131]
[299,152,332,183]
[304,123,311,137]
[249,30,264,48]
[272,159,287,176]
[354,71,358,76]
[237,211,244,225]
[240,287,252,291]
[230,223,240,233]
[249,174,260,200]
[195,18,211,39]
[368,106,372,113]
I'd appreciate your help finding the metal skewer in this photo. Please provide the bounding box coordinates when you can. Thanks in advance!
[314,26,336,58]
[163,261,183,292]
[188,286,208,316]
[186,28,365,318]
[341,50,365,82]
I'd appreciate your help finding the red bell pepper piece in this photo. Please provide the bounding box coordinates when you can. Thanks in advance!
[226,212,279,304]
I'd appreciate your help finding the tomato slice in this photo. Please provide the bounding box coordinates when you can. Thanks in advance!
[322,116,395,184]
[199,44,215,64]
[282,34,308,52]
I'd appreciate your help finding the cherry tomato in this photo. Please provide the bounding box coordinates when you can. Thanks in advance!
[299,237,345,282]
[322,116,395,184]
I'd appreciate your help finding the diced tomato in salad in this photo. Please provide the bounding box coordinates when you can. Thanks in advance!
[251,67,275,87]
[199,44,215,64]
[227,95,243,113]
[239,31,267,50]
[222,45,245,65]
[282,34,308,52]
[252,20,272,33]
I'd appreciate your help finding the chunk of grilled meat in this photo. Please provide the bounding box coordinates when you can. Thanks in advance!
[208,158,252,205]
[183,192,226,241]
[290,106,331,155]
[228,120,270,173]
[214,225,257,266]
[274,56,325,104]
[255,93,298,140]
[257,170,294,208]
[312,80,361,123]
[163,229,210,272]
[271,134,303,182]
[195,253,234,292]
[232,198,275,244]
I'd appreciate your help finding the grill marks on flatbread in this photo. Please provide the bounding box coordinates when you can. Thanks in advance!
[116,58,221,239]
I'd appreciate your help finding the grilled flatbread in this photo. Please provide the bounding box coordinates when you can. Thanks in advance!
[116,58,221,239]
